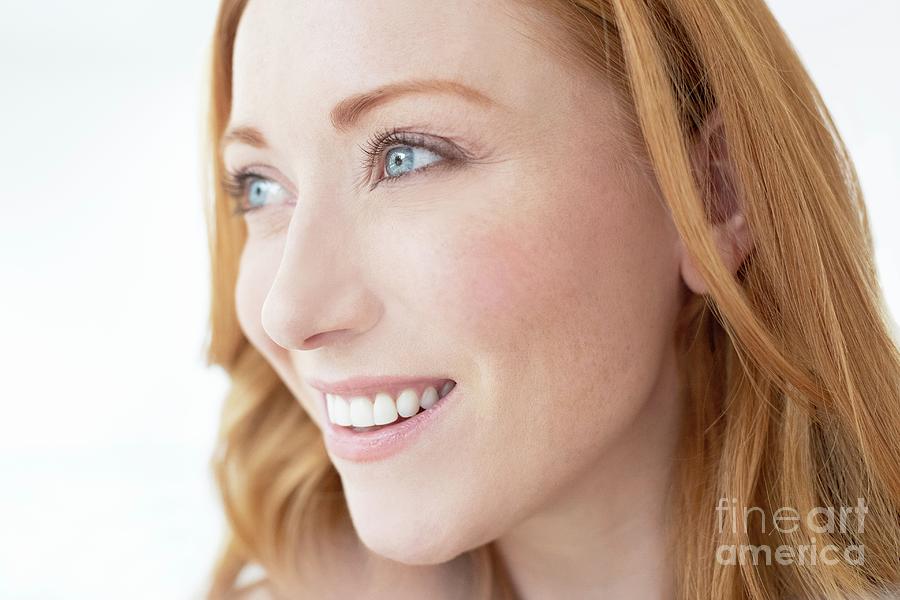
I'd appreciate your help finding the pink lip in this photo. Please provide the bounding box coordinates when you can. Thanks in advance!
[318,384,459,463]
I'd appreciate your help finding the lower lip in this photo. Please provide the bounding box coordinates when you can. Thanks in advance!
[321,385,459,462]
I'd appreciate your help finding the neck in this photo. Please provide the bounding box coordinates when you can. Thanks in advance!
[494,346,683,599]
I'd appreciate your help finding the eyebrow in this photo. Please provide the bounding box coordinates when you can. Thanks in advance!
[220,77,500,153]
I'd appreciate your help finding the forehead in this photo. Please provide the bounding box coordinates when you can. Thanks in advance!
[230,0,581,139]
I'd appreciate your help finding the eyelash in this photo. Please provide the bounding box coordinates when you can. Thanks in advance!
[222,127,466,215]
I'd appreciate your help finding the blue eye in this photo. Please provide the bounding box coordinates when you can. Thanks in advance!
[222,170,290,214]
[222,130,470,215]
[384,145,443,179]
[360,128,467,190]
[246,178,277,208]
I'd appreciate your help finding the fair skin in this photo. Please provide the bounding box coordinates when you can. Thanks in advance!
[224,0,748,597]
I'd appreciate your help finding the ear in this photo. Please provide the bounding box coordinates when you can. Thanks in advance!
[679,108,753,295]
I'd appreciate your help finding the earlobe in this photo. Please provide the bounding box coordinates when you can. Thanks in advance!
[680,211,752,295]
[679,108,753,295]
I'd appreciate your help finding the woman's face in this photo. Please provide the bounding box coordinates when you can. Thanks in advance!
[227,0,686,564]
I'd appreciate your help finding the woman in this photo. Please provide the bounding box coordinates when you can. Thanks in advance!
[201,0,900,598]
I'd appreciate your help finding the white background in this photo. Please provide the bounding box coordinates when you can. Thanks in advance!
[0,1,897,598]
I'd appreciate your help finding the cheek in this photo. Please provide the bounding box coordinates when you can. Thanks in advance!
[406,197,662,356]
[449,235,541,324]
[234,241,290,368]
[406,168,682,431]
[390,217,555,352]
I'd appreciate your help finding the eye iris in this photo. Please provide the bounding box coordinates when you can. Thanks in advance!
[248,179,268,207]
[385,146,414,177]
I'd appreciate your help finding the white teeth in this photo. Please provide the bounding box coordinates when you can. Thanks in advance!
[373,392,399,425]
[330,394,352,426]
[349,396,375,427]
[439,380,456,398]
[327,381,456,427]
[396,388,421,418]
[419,386,438,409]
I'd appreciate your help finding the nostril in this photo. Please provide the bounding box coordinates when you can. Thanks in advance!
[299,328,353,350]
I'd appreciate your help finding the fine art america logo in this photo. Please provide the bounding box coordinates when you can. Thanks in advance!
[715,497,868,566]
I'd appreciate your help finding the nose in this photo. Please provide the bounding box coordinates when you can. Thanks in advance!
[260,187,381,351]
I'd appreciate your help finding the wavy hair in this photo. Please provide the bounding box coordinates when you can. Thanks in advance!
[201,0,900,598]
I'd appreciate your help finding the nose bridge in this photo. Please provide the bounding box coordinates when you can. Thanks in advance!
[260,181,377,351]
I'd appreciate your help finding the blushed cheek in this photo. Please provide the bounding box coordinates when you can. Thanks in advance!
[461,247,526,314]
[431,227,556,343]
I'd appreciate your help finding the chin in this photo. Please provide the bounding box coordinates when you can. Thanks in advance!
[344,491,476,565]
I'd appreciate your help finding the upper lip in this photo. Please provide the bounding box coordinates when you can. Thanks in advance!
[306,375,454,398]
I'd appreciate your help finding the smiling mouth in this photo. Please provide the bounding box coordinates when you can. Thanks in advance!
[325,380,457,432]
